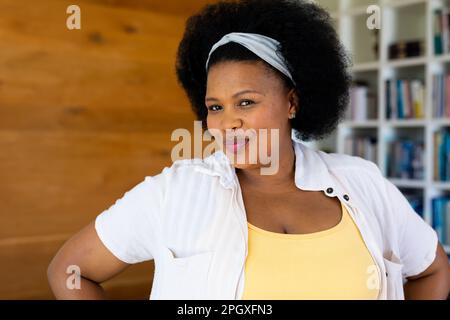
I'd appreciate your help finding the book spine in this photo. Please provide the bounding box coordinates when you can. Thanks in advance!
[435,131,440,181]
[386,80,391,119]
[435,9,443,55]
[397,79,404,119]
[446,76,450,118]
[391,79,397,120]
[440,129,447,180]
[446,202,450,245]
[443,8,449,53]
[433,198,445,243]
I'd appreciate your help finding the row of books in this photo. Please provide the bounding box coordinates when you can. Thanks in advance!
[434,8,450,55]
[344,136,377,164]
[434,128,450,181]
[346,82,377,121]
[345,129,450,182]
[432,73,450,118]
[432,196,450,245]
[386,139,424,180]
[385,78,425,120]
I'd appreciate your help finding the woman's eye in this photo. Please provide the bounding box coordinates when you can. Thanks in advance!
[207,100,254,112]
[207,105,222,112]
[240,100,254,107]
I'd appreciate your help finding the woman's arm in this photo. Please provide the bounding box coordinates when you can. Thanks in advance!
[403,242,450,300]
[47,221,130,299]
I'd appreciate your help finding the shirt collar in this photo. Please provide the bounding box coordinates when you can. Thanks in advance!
[198,129,335,193]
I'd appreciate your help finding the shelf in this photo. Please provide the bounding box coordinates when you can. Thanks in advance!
[384,0,427,9]
[384,119,426,127]
[314,0,449,251]
[352,61,380,72]
[340,120,379,128]
[431,118,450,126]
[433,54,450,63]
[388,178,426,188]
[386,56,427,68]
[432,181,450,190]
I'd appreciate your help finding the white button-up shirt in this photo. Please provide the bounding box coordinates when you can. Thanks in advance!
[95,131,438,300]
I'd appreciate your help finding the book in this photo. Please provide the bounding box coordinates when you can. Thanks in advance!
[433,7,450,55]
[348,81,377,121]
[434,130,441,181]
[385,78,424,119]
[432,128,450,181]
[344,136,377,163]
[443,8,449,53]
[432,196,449,244]
[435,9,444,55]
[387,139,424,179]
[411,80,425,118]
[431,73,450,118]
[397,79,403,118]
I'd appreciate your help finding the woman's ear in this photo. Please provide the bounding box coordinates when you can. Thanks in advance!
[288,88,299,113]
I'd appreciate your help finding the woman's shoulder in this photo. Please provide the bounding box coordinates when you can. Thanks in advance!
[314,149,390,199]
[150,151,231,184]
[317,150,399,216]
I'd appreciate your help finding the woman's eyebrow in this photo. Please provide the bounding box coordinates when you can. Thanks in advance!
[205,89,265,102]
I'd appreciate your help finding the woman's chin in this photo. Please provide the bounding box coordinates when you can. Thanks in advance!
[231,162,252,170]
[226,155,260,170]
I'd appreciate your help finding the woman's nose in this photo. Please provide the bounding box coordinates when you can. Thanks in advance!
[222,111,242,131]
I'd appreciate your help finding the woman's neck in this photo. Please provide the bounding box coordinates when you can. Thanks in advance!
[236,142,296,194]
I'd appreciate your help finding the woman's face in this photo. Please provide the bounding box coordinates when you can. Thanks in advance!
[205,60,298,171]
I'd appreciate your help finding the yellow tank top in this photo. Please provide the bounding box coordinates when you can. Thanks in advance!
[242,200,380,300]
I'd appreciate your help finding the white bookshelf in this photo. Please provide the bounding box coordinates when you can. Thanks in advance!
[313,0,450,254]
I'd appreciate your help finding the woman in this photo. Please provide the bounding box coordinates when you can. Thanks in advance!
[47,0,450,299]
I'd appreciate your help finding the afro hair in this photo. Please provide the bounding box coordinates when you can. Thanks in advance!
[175,0,352,142]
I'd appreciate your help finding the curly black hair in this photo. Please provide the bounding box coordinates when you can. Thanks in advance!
[175,0,352,142]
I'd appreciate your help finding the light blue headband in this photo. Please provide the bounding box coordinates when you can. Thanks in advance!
[205,32,296,86]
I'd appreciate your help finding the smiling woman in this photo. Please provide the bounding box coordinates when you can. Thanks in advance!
[175,0,352,175]
[48,0,450,300]
[175,0,351,143]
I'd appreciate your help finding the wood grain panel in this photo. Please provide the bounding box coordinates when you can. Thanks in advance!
[0,0,187,45]
[0,130,181,239]
[0,0,203,299]
[0,0,197,132]
[0,238,154,299]
[88,0,215,16]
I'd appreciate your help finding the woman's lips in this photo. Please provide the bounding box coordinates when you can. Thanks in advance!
[225,137,250,153]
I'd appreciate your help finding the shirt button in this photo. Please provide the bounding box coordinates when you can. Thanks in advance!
[326,188,333,194]
[343,194,350,201]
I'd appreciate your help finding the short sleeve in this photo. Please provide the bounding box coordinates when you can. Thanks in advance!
[94,171,167,264]
[383,177,438,278]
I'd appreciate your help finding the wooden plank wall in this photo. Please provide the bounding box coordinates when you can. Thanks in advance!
[0,0,213,299]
